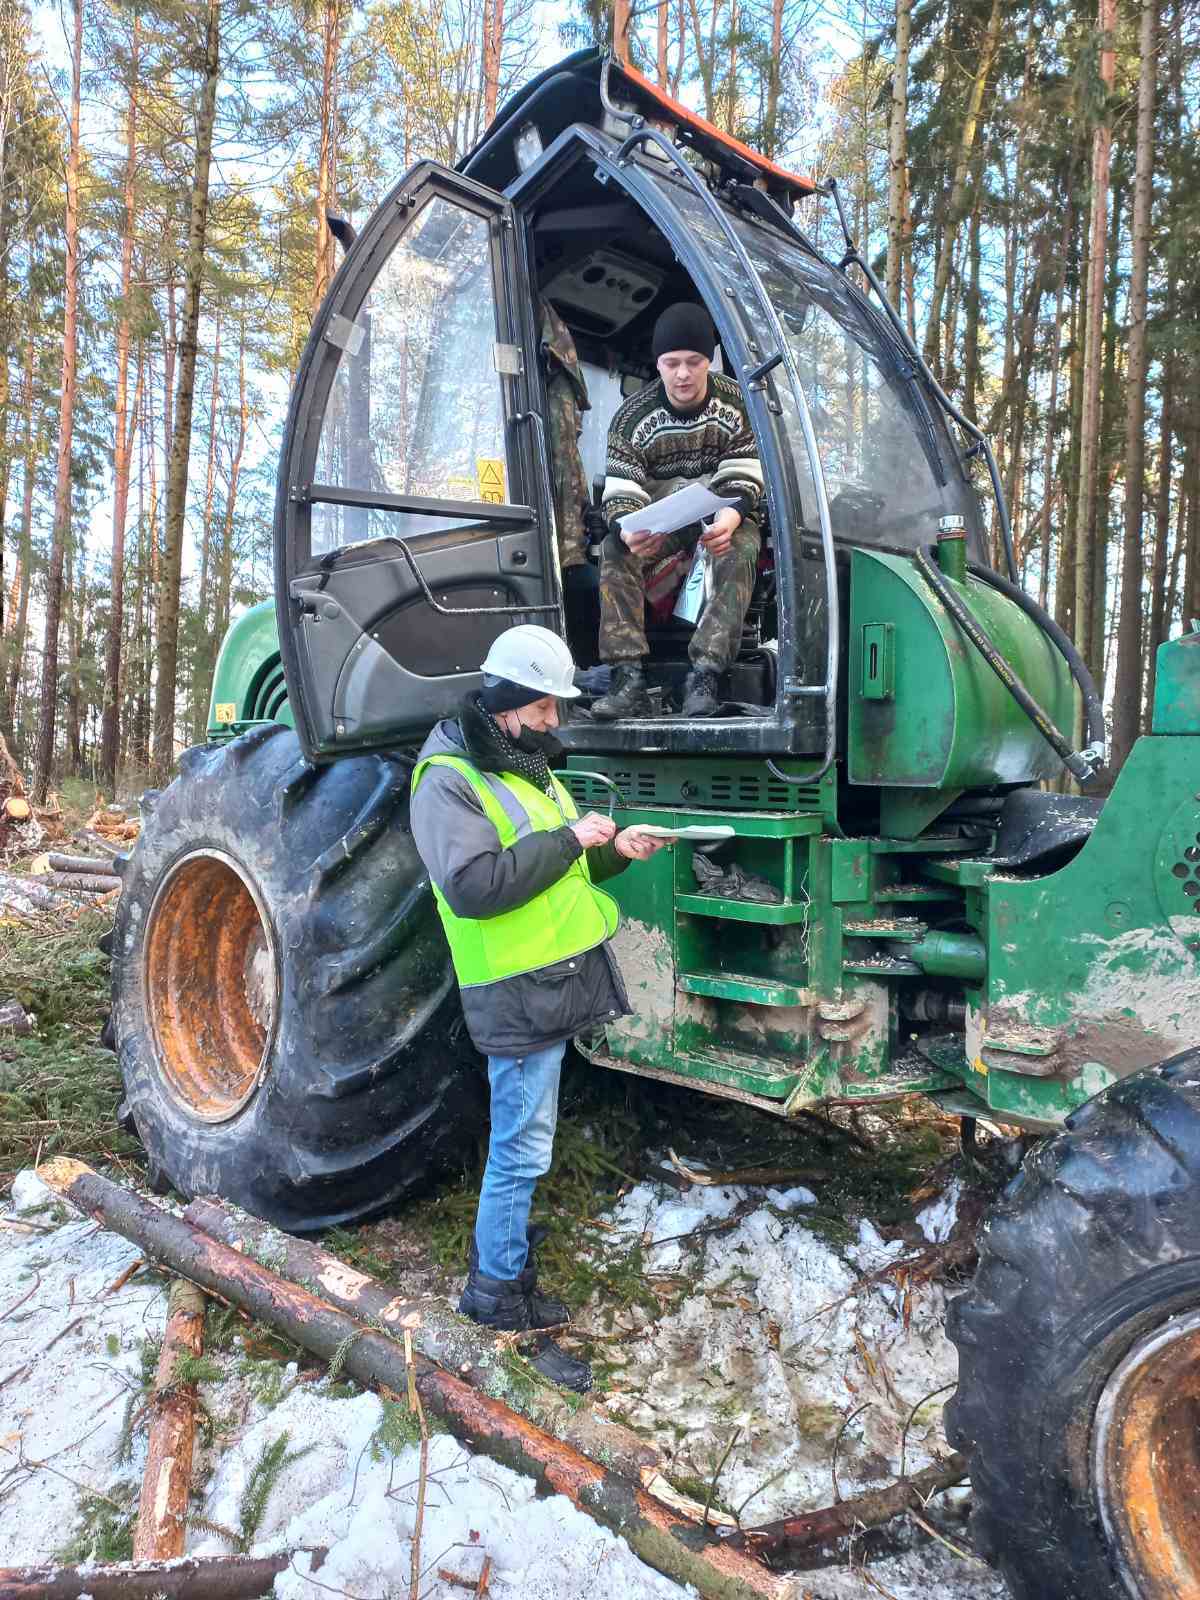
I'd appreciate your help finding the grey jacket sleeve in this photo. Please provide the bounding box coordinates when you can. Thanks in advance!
[410,765,583,920]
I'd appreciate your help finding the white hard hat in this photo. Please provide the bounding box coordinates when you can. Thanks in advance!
[480,624,580,699]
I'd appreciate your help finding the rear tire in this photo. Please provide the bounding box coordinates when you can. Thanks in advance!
[110,724,484,1231]
[946,1050,1200,1600]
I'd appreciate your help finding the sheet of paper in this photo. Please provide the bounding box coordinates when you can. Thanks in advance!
[616,483,739,539]
[631,824,736,841]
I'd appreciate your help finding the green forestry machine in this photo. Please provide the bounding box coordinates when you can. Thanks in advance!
[105,49,1200,1600]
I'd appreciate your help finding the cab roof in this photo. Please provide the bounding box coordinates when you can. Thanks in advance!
[461,48,815,207]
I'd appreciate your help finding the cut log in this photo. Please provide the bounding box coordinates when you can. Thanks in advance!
[43,871,122,894]
[183,1196,687,1499]
[2,797,30,823]
[0,732,25,795]
[72,828,120,857]
[133,1278,206,1558]
[39,1161,795,1600]
[0,1549,326,1600]
[728,1450,970,1558]
[0,1001,33,1035]
[0,873,64,914]
[47,852,118,876]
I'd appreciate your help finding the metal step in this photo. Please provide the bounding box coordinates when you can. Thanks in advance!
[842,956,922,977]
[842,916,927,941]
[677,969,811,1007]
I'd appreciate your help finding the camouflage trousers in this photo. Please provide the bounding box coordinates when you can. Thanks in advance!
[598,504,761,671]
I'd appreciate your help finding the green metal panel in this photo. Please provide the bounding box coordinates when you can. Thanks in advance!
[206,601,293,741]
[1151,630,1200,734]
[847,548,1076,794]
[965,735,1200,1119]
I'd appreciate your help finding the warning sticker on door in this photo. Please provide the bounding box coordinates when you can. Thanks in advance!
[447,475,475,501]
[214,703,237,724]
[476,458,507,504]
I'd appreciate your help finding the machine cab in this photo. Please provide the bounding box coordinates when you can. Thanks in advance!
[276,50,985,766]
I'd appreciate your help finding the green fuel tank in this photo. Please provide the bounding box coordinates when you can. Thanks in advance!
[847,547,1077,807]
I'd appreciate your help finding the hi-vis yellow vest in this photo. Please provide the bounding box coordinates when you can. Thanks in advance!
[410,755,620,988]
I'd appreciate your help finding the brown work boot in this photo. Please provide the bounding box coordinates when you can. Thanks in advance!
[592,662,651,720]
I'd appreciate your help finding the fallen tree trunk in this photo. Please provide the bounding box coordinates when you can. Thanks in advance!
[182,1195,691,1502]
[46,852,117,876]
[43,870,122,893]
[728,1450,969,1557]
[39,1160,796,1600]
[72,828,120,857]
[0,1550,326,1600]
[133,1278,206,1558]
[3,797,30,823]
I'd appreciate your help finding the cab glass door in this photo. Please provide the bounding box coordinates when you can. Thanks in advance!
[279,164,558,759]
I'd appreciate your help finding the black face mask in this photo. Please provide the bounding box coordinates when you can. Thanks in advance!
[514,725,563,760]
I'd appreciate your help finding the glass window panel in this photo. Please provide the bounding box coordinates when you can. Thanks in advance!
[644,172,981,554]
[309,501,492,558]
[315,197,510,525]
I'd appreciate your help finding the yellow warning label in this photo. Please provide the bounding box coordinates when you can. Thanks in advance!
[214,702,237,725]
[476,458,507,504]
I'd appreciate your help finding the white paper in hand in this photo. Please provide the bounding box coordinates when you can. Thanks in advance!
[617,482,739,539]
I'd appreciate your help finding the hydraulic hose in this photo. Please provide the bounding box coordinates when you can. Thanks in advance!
[966,560,1106,760]
[915,544,1104,786]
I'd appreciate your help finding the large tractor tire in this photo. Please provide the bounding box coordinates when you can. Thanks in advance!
[946,1049,1200,1600]
[109,723,484,1231]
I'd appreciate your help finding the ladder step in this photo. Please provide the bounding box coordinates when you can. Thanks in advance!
[876,883,955,903]
[843,957,922,977]
[675,891,809,926]
[677,969,810,1007]
[842,917,927,941]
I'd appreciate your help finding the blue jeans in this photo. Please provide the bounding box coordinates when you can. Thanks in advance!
[473,1041,565,1281]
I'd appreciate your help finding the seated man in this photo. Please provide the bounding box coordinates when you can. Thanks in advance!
[590,302,764,719]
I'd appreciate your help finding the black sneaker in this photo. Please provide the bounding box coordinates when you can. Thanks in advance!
[592,662,651,720]
[459,1268,592,1393]
[682,664,721,717]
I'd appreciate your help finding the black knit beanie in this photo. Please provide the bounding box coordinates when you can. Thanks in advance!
[480,674,542,713]
[652,302,716,361]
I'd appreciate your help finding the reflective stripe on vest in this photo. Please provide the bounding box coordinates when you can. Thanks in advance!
[411,753,620,987]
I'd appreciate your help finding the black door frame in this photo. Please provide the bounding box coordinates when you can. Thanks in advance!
[274,160,559,760]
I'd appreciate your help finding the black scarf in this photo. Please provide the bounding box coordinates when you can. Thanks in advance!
[459,695,562,796]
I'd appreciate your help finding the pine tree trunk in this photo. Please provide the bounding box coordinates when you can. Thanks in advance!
[151,0,222,785]
[885,0,913,311]
[33,0,83,804]
[1037,232,1068,612]
[657,0,669,86]
[214,317,249,649]
[312,0,340,313]
[1110,0,1157,767]
[192,321,220,743]
[100,20,141,797]
[0,329,33,749]
[1071,0,1117,691]
[920,0,1002,376]
[1094,172,1123,683]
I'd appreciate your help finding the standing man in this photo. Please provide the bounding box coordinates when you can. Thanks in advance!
[591,302,765,720]
[409,624,668,1392]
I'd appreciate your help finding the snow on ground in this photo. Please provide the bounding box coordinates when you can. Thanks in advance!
[0,1167,1008,1598]
[590,1175,960,1522]
[0,1169,166,1561]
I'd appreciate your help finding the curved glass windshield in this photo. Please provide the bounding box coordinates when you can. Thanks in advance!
[646,173,984,557]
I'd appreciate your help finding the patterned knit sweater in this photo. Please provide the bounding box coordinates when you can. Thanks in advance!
[601,373,764,524]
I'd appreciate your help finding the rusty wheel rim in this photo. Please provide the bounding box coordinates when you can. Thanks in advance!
[1093,1308,1200,1597]
[143,849,278,1123]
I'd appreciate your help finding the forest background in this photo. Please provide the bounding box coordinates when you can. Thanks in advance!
[0,0,1196,799]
